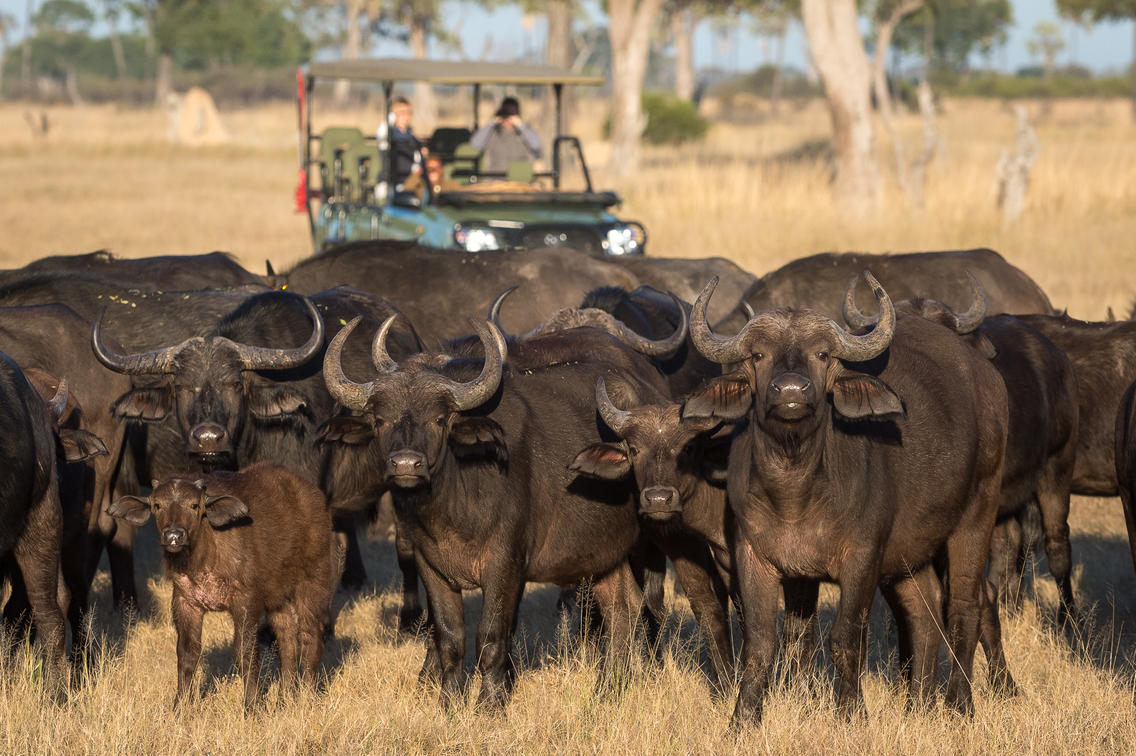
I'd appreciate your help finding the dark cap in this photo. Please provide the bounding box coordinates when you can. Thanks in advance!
[495,96,520,118]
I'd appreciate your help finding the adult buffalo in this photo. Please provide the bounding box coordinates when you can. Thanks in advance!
[600,255,757,327]
[322,318,671,709]
[0,305,132,619]
[1116,381,1136,573]
[273,240,639,344]
[1015,314,1136,498]
[744,248,1052,321]
[0,353,70,691]
[685,273,1009,724]
[844,277,1078,626]
[92,286,423,593]
[1,250,266,291]
[3,369,108,656]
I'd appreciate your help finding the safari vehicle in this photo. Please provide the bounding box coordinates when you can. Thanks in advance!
[297,58,646,256]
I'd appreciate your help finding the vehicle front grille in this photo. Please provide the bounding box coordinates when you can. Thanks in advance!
[517,225,604,255]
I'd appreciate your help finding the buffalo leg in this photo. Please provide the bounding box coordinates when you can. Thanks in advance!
[781,577,820,675]
[592,561,644,694]
[232,601,263,711]
[416,556,466,709]
[987,517,1024,611]
[106,517,138,609]
[1036,469,1076,628]
[664,534,733,692]
[880,566,942,707]
[731,541,782,728]
[394,519,423,634]
[338,519,367,590]
[474,565,524,709]
[942,488,999,716]
[978,579,1017,696]
[267,606,300,694]
[171,594,204,707]
[830,553,881,717]
[629,539,667,651]
[14,479,67,698]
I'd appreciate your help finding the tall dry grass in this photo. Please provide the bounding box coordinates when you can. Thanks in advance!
[0,97,1135,753]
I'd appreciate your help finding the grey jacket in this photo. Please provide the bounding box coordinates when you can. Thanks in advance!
[471,120,542,174]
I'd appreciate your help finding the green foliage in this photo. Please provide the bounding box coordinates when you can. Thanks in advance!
[932,68,1132,98]
[708,64,822,101]
[893,0,1014,72]
[602,91,709,145]
[137,0,310,68]
[1055,0,1136,23]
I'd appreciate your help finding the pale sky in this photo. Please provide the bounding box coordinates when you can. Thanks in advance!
[2,0,1133,76]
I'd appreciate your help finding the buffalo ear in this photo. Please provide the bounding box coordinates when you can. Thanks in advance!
[107,495,152,526]
[569,443,631,481]
[449,416,508,462]
[831,373,905,421]
[248,387,308,419]
[964,332,998,360]
[203,494,249,528]
[112,388,171,422]
[316,415,373,445]
[683,372,752,422]
[59,429,109,462]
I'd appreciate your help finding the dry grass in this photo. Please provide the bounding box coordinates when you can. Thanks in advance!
[1,96,1135,753]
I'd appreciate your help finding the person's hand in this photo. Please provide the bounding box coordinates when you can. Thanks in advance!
[410,164,422,175]
[506,115,523,130]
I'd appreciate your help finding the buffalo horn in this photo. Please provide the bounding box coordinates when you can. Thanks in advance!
[47,376,69,421]
[221,296,325,371]
[595,376,632,435]
[322,317,374,411]
[442,320,505,411]
[487,286,519,338]
[370,315,400,375]
[689,277,779,365]
[827,271,895,362]
[92,307,188,375]
[950,270,986,334]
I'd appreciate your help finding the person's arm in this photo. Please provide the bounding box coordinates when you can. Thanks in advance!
[517,123,542,158]
[470,122,495,150]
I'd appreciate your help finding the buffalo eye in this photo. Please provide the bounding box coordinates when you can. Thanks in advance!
[753,352,764,361]
[815,351,829,362]
[628,445,640,457]
[433,415,446,427]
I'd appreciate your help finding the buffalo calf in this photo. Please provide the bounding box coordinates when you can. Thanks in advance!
[108,462,333,709]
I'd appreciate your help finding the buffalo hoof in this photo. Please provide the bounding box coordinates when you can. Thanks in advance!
[989,667,1019,698]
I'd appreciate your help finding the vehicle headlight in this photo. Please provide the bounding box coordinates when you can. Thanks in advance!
[454,224,501,253]
[601,222,646,256]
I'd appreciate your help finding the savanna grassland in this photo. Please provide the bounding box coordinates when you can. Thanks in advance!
[0,96,1135,754]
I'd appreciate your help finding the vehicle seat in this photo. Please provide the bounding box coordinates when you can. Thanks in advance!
[428,127,473,162]
[340,144,382,203]
[446,142,482,185]
[506,160,535,184]
[318,127,366,200]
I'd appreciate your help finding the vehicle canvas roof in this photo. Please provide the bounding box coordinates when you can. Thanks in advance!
[306,58,604,86]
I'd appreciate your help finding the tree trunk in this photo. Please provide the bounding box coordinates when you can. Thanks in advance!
[770,26,786,115]
[541,0,574,154]
[0,36,7,101]
[409,20,436,132]
[333,0,365,109]
[800,0,879,216]
[607,0,665,178]
[109,27,127,81]
[872,0,922,128]
[1131,20,1136,122]
[154,51,171,108]
[672,7,695,101]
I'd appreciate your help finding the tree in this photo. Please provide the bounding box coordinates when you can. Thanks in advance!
[0,11,17,99]
[32,0,95,103]
[102,0,129,83]
[607,0,666,178]
[893,0,1012,75]
[1027,21,1065,77]
[800,0,879,215]
[1057,0,1136,119]
[749,1,793,114]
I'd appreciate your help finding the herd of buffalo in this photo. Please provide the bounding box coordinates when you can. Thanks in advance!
[2,241,1135,726]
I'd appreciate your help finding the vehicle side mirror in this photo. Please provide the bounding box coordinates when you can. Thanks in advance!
[392,190,421,210]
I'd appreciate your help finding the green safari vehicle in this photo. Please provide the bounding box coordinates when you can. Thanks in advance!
[297,58,647,256]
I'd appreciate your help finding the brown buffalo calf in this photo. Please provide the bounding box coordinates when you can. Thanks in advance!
[108,462,333,709]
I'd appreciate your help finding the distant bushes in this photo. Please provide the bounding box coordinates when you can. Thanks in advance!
[604,91,709,146]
